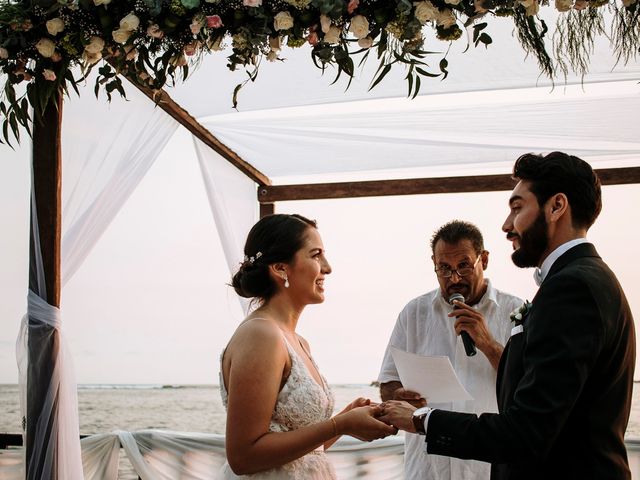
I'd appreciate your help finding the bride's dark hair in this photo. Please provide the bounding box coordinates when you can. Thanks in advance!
[232,214,317,302]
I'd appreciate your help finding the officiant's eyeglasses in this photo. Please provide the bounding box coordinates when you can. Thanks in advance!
[434,255,482,278]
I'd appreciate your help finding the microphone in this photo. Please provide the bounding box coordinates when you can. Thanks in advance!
[448,293,477,357]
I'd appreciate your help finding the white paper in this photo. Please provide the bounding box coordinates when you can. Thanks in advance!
[390,347,473,403]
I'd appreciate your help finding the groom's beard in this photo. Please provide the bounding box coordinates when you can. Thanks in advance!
[511,211,549,268]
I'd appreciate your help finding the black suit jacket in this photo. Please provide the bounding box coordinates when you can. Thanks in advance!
[425,243,635,479]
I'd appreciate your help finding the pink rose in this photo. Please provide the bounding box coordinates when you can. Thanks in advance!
[347,0,359,14]
[243,0,262,6]
[42,69,56,81]
[307,30,319,46]
[51,51,62,62]
[207,15,223,28]
[573,0,588,9]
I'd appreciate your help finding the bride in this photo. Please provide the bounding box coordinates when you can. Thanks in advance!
[219,214,396,479]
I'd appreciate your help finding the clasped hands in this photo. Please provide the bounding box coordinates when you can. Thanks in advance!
[337,390,425,441]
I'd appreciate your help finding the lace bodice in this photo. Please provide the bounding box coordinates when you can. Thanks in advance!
[219,334,336,479]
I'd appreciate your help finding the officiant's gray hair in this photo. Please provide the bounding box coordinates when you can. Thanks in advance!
[430,220,485,255]
[232,214,317,302]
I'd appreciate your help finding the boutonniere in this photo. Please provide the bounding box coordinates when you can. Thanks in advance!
[510,301,533,326]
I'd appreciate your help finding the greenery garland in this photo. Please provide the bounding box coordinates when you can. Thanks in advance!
[0,0,638,144]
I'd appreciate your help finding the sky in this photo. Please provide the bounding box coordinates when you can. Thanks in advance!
[1,128,639,385]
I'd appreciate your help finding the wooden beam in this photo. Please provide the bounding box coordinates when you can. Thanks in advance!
[27,91,63,480]
[121,74,271,186]
[259,202,275,218]
[258,167,640,203]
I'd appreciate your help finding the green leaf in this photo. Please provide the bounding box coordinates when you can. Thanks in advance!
[369,64,391,91]
[232,83,242,109]
[416,67,439,78]
[411,75,421,99]
[473,22,488,44]
[439,58,449,80]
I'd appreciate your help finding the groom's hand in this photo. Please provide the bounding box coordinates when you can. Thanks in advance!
[377,400,418,433]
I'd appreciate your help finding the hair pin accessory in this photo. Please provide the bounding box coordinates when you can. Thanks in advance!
[243,251,263,264]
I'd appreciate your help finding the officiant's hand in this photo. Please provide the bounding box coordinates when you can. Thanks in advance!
[388,386,427,408]
[449,300,504,369]
[377,400,417,433]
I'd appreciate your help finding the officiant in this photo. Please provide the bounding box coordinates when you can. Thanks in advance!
[378,220,522,480]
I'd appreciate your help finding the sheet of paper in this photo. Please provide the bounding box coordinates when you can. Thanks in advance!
[390,347,473,403]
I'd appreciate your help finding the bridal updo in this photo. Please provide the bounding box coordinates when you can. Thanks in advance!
[232,214,317,302]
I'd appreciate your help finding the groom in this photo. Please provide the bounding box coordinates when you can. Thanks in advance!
[379,152,635,479]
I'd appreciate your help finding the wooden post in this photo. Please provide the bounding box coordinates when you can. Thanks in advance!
[26,91,62,480]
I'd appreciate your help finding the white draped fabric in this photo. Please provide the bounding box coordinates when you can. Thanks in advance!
[1,432,404,480]
[17,80,179,478]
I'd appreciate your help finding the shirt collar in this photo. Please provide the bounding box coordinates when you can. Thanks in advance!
[534,238,588,286]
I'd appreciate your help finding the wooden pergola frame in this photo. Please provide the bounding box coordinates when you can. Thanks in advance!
[26,79,640,478]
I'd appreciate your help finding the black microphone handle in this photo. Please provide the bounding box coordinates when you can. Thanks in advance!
[461,331,477,357]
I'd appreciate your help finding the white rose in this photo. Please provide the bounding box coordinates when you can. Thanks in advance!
[35,38,56,58]
[320,14,332,33]
[357,36,373,49]
[273,11,294,31]
[93,0,112,5]
[84,36,105,54]
[46,18,65,36]
[414,1,439,24]
[82,50,102,65]
[436,9,456,27]
[519,0,539,15]
[348,15,369,39]
[0,47,8,59]
[243,0,262,6]
[112,28,132,44]
[119,13,140,32]
[555,0,573,11]
[324,25,341,44]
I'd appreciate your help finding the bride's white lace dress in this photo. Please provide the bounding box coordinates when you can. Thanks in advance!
[218,336,336,479]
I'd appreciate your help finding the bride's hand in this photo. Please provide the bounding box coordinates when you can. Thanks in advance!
[339,397,371,414]
[334,405,398,442]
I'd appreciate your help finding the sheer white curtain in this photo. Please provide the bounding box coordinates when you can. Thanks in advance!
[16,78,179,479]
[192,137,258,312]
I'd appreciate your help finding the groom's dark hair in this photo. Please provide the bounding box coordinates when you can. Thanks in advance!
[513,152,602,229]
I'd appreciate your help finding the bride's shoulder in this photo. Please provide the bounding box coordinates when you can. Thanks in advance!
[231,316,284,349]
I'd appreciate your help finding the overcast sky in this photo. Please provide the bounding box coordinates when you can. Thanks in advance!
[1,128,639,385]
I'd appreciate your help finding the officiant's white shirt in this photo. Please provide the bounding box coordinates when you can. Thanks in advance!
[378,279,523,480]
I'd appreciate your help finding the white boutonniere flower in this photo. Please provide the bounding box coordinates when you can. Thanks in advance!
[510,301,532,325]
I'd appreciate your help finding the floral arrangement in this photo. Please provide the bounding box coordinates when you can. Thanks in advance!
[0,0,638,144]
[510,300,533,325]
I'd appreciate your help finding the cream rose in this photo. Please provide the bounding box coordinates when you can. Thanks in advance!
[190,18,204,34]
[267,50,279,62]
[42,69,56,81]
[444,0,462,4]
[84,36,105,54]
[555,0,573,11]
[269,36,282,51]
[519,0,539,16]
[320,14,332,33]
[93,0,112,5]
[414,1,439,24]
[349,15,369,39]
[436,9,456,27]
[35,38,56,58]
[622,0,637,6]
[82,50,102,65]
[243,0,262,6]
[324,25,341,44]
[357,36,373,49]
[119,13,140,32]
[0,47,8,59]
[112,28,132,44]
[273,11,294,31]
[46,18,65,36]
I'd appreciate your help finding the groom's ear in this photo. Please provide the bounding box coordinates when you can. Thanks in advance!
[546,193,568,222]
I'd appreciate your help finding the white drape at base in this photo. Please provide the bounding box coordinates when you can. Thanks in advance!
[1,432,404,480]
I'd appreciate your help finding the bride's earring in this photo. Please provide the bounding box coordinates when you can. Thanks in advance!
[284,275,289,288]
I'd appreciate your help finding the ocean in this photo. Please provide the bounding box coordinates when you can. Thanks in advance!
[2,383,640,437]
